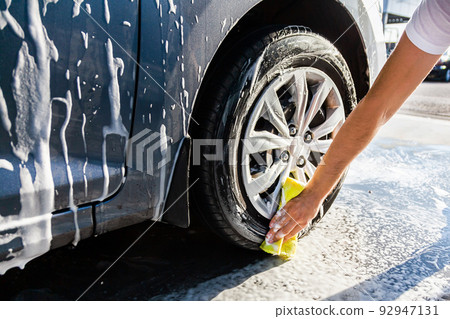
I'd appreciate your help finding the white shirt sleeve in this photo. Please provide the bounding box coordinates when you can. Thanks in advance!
[405,0,450,55]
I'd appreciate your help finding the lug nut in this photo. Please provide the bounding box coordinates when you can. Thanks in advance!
[280,151,290,162]
[289,126,297,136]
[304,131,313,143]
[297,156,306,168]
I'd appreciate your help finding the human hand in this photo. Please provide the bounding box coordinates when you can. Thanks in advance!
[265,188,323,244]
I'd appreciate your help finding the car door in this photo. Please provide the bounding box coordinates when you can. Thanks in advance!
[0,0,138,271]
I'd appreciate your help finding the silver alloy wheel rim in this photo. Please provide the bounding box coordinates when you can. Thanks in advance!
[241,68,345,219]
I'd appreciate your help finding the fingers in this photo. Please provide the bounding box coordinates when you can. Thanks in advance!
[266,202,312,243]
[266,218,299,243]
[269,208,287,228]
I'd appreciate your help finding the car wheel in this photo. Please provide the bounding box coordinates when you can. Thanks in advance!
[191,26,357,249]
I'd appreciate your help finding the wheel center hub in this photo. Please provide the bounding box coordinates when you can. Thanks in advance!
[290,136,310,162]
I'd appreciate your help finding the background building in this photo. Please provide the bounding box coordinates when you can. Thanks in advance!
[383,0,421,55]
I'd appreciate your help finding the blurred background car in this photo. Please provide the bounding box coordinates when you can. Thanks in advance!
[426,47,450,82]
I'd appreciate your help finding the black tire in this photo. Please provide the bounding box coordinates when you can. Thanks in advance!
[191,26,357,249]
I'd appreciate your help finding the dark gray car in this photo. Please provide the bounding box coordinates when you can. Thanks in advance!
[0,0,385,274]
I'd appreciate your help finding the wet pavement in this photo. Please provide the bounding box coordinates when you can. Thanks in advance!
[0,218,268,300]
[400,81,450,119]
[0,83,449,301]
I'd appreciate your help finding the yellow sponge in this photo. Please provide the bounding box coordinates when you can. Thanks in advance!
[260,177,305,260]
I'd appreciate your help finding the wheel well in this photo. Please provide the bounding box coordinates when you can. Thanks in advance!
[192,0,369,130]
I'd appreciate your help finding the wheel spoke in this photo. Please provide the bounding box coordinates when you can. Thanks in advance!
[293,167,308,184]
[293,71,308,130]
[244,131,291,154]
[261,88,290,137]
[247,160,286,196]
[304,160,316,179]
[311,106,345,139]
[309,139,332,153]
[303,79,332,131]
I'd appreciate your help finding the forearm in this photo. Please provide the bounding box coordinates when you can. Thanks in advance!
[305,33,440,203]
[306,95,385,201]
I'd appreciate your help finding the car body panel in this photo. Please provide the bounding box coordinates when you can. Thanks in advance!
[0,0,138,273]
[340,0,386,85]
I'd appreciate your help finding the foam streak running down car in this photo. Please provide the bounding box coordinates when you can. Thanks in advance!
[0,0,385,274]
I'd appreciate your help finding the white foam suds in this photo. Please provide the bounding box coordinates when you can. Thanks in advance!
[77,59,81,67]
[81,31,88,49]
[165,40,169,54]
[0,159,13,171]
[85,3,91,14]
[81,113,88,198]
[221,18,227,33]
[155,0,160,9]
[104,0,110,24]
[433,186,450,197]
[168,0,177,15]
[197,65,202,82]
[181,97,186,136]
[170,104,175,110]
[42,0,59,16]
[0,0,58,274]
[72,0,84,18]
[76,76,82,99]
[0,0,25,39]
[98,39,128,201]
[65,69,70,80]
[162,109,166,119]
[95,74,99,79]
[155,124,168,217]
[53,91,80,245]
[122,21,131,27]
[0,87,12,136]
[195,15,198,23]
[180,16,184,46]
